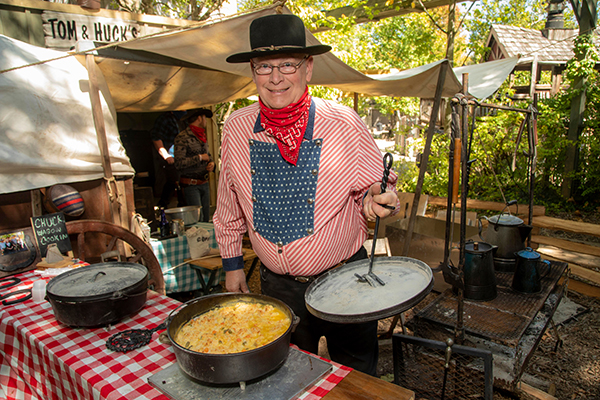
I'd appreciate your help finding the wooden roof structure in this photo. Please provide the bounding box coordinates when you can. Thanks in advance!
[485,24,577,67]
[484,24,585,99]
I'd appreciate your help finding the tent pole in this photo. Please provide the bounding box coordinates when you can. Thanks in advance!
[353,92,359,112]
[85,54,122,228]
[208,104,218,220]
[401,61,448,256]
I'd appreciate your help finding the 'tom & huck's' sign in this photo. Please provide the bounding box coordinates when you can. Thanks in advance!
[42,11,157,50]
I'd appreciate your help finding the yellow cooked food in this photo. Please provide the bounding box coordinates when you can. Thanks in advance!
[175,301,291,354]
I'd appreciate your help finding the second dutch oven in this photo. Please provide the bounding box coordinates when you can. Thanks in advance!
[46,262,148,327]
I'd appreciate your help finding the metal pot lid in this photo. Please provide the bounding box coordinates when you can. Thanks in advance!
[165,206,201,214]
[305,257,433,324]
[47,262,148,300]
[516,247,540,259]
[465,241,495,253]
[488,214,523,226]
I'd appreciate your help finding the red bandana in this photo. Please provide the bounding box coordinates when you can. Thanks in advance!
[190,125,207,143]
[259,88,311,166]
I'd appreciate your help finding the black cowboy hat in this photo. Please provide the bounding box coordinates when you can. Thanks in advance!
[226,14,331,64]
[183,108,213,124]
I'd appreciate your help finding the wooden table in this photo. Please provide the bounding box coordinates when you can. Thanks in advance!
[325,370,415,400]
[187,248,261,294]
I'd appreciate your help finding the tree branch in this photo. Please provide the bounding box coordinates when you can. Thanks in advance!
[417,0,447,34]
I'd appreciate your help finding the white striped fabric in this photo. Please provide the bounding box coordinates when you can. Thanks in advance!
[214,98,398,276]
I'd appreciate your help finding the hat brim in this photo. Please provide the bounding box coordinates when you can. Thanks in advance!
[226,44,331,64]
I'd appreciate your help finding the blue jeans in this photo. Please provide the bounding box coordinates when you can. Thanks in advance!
[183,183,210,222]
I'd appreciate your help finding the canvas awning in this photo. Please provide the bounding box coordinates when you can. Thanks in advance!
[0,34,134,195]
[78,5,517,112]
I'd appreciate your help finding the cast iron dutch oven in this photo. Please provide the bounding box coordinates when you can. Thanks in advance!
[46,262,148,327]
[166,293,299,384]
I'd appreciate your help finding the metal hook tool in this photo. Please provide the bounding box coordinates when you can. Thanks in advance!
[355,153,393,287]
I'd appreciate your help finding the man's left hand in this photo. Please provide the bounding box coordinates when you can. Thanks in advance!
[207,162,215,172]
[363,183,397,222]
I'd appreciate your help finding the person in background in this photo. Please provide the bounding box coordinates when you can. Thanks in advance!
[213,14,399,376]
[174,108,215,222]
[151,111,187,208]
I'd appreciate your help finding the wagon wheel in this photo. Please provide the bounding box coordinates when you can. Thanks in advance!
[66,220,166,295]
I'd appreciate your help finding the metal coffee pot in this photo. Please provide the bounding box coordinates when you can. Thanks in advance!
[463,240,498,301]
[479,213,532,273]
[512,247,552,294]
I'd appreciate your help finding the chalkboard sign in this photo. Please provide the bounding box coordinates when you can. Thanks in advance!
[30,212,72,257]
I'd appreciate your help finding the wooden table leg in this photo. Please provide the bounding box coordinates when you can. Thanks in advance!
[190,266,217,296]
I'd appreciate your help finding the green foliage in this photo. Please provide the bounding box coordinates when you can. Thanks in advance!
[468,108,532,203]
[535,33,600,209]
[394,157,420,193]
[396,105,532,202]
[367,12,448,70]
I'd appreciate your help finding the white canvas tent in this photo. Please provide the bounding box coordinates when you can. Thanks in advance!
[0,34,134,195]
[80,5,518,112]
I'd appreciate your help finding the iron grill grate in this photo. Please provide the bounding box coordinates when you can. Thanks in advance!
[393,334,493,400]
[416,261,567,346]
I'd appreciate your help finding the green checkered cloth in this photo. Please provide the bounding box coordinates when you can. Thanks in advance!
[150,223,224,294]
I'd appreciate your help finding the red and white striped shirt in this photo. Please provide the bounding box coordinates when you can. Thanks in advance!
[214,98,398,276]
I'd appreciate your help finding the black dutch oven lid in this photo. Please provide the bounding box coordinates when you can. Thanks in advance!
[47,262,148,302]
[489,213,523,226]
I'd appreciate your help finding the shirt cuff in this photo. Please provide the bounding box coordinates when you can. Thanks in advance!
[222,255,244,271]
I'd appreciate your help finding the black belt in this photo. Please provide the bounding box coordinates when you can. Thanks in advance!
[262,265,331,284]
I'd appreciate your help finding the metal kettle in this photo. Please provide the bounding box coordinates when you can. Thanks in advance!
[463,241,498,301]
[512,247,552,294]
[479,212,532,273]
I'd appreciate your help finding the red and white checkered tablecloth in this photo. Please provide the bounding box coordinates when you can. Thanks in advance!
[294,346,352,400]
[0,270,351,400]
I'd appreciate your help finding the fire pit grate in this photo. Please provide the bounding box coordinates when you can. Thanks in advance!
[393,334,493,400]
[415,261,567,347]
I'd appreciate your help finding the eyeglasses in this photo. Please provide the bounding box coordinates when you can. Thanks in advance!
[251,56,309,75]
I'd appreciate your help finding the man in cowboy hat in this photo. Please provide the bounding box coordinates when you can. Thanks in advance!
[213,13,399,375]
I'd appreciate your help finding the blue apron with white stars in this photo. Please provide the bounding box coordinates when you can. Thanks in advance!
[250,105,322,246]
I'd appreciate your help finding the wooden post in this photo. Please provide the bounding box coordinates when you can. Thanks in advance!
[31,189,42,217]
[563,0,597,198]
[353,92,359,112]
[529,56,539,100]
[209,105,218,219]
[402,61,448,256]
[85,54,122,227]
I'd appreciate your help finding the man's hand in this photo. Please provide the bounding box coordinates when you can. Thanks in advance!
[166,156,175,165]
[225,269,250,293]
[363,183,397,222]
[207,162,215,172]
